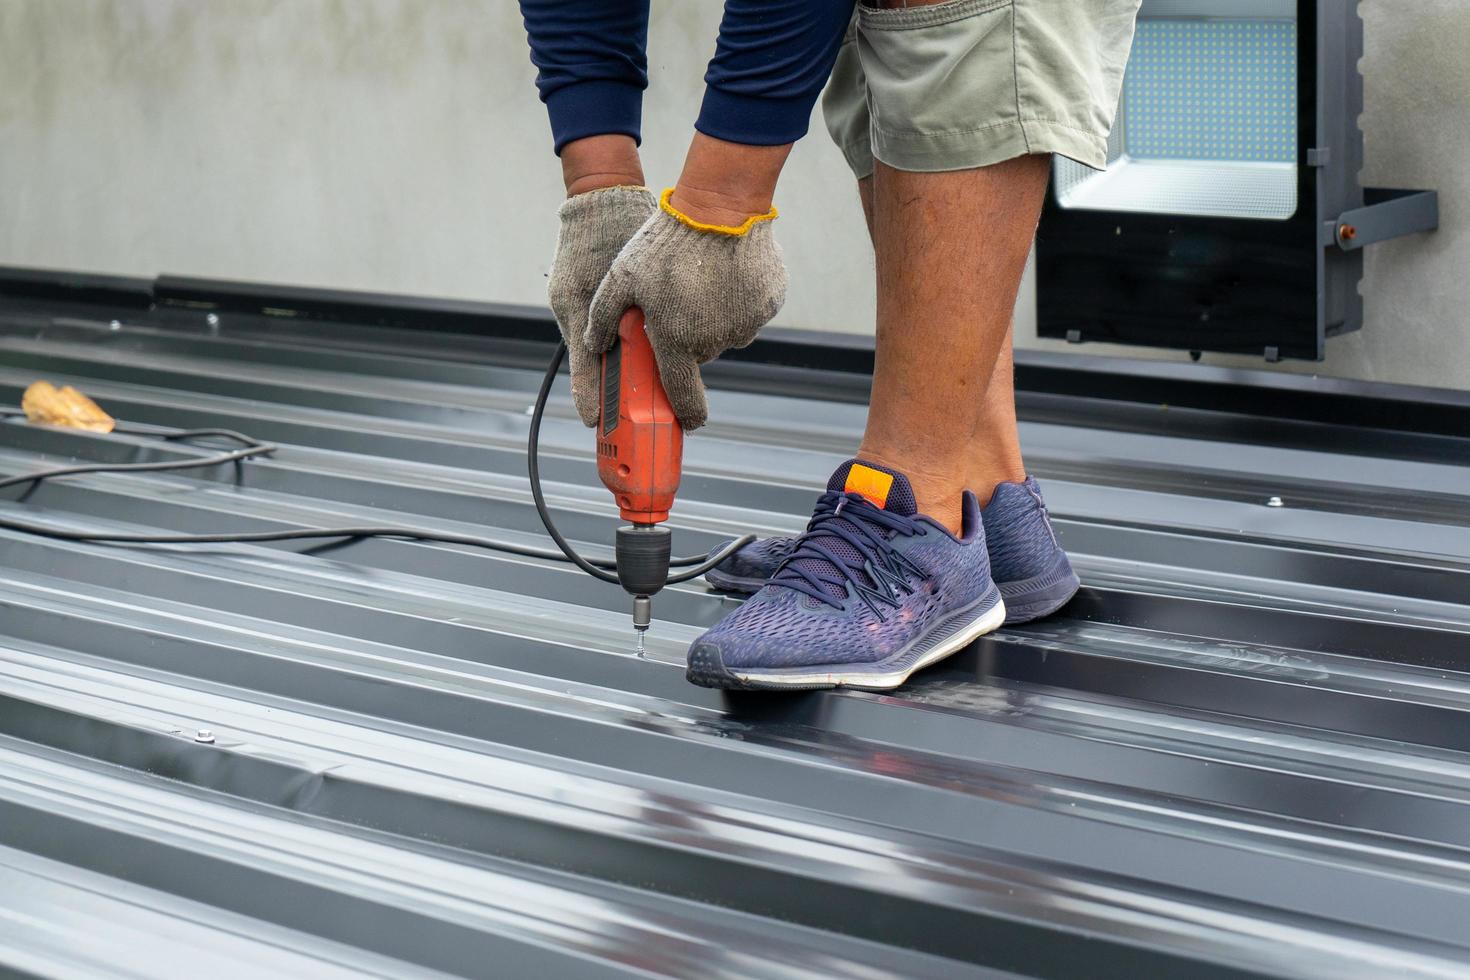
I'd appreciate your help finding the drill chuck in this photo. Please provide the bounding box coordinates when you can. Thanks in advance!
[615,523,672,599]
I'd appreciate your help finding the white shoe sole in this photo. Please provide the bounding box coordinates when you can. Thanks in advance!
[725,596,1007,691]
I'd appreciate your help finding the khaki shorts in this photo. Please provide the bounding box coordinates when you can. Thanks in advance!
[823,0,1141,178]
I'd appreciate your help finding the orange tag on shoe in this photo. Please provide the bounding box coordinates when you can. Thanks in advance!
[844,463,894,509]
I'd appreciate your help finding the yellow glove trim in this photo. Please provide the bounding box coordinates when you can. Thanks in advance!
[659,187,778,236]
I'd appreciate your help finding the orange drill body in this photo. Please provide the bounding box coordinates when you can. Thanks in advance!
[597,308,683,525]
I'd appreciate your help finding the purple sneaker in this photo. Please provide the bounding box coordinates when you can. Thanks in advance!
[704,475,1078,625]
[686,460,1005,691]
[983,476,1079,623]
[701,535,797,593]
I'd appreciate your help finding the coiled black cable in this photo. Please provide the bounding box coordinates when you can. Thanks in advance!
[527,343,751,584]
[0,346,753,582]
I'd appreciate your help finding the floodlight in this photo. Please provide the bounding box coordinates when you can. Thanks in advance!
[1037,0,1438,361]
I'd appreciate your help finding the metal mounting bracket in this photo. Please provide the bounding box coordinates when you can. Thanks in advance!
[1333,188,1439,251]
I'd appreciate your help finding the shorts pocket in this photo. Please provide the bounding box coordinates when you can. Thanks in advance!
[858,0,1013,33]
[857,0,1023,169]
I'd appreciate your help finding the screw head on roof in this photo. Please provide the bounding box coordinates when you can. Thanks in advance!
[194,729,215,743]
[109,320,121,331]
[1266,496,1285,508]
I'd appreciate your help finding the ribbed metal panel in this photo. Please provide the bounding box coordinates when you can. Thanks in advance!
[4,298,1470,978]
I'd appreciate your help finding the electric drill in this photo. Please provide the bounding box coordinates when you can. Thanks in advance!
[598,307,683,647]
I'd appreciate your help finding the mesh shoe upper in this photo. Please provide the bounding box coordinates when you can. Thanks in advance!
[690,460,997,670]
[709,475,1070,594]
[981,476,1064,585]
[707,534,796,583]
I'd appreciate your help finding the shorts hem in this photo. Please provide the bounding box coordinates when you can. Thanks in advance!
[869,118,1107,173]
[838,138,876,181]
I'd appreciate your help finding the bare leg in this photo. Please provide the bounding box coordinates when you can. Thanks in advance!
[858,172,1024,511]
[854,155,1050,533]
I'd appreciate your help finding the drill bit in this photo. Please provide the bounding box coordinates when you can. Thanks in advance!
[633,595,651,658]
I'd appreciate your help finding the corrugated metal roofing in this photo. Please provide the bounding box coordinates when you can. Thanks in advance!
[4,276,1470,978]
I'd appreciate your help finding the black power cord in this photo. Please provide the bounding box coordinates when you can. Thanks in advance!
[0,345,752,582]
[0,423,278,492]
[527,343,751,584]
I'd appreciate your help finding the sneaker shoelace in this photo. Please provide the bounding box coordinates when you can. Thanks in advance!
[768,490,926,616]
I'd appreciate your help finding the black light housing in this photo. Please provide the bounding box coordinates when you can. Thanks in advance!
[1037,0,1437,362]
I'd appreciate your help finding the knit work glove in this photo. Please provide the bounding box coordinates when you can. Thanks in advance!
[586,188,788,430]
[547,185,657,427]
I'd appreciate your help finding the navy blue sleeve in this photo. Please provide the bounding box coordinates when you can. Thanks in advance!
[697,0,856,146]
[519,1,650,155]
[520,1,855,154]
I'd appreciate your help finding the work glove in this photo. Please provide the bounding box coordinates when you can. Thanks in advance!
[587,188,787,431]
[547,185,657,427]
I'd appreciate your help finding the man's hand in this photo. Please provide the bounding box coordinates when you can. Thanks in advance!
[547,137,654,427]
[586,135,792,431]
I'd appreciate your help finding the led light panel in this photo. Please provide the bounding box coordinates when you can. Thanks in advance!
[1056,18,1299,220]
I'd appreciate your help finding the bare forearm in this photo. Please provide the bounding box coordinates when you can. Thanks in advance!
[669,133,793,227]
[560,134,646,197]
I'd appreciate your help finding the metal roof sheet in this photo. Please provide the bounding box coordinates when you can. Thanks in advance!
[4,274,1470,978]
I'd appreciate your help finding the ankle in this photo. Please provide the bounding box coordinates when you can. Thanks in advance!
[969,462,1027,508]
[853,448,967,535]
[913,490,966,538]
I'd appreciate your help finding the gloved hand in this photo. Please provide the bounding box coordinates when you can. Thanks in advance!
[547,185,657,427]
[587,188,787,430]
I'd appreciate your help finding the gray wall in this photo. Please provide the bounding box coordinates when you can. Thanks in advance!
[1,1,1464,389]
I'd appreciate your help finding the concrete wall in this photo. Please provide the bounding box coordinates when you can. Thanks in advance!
[1,1,1464,389]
